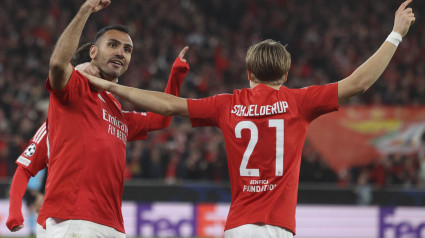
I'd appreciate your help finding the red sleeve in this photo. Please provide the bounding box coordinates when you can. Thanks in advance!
[16,123,48,176]
[164,57,189,97]
[6,166,31,231]
[187,94,231,127]
[299,83,339,122]
[125,111,149,141]
[126,57,189,141]
[45,67,91,104]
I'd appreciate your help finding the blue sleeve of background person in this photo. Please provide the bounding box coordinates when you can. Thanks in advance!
[27,168,46,191]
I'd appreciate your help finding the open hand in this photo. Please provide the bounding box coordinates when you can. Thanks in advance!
[75,62,100,77]
[393,0,416,37]
[83,72,113,91]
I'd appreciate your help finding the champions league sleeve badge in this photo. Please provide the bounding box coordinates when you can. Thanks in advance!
[24,143,37,157]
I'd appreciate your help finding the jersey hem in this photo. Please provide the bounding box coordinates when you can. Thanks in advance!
[39,213,125,233]
[225,220,295,235]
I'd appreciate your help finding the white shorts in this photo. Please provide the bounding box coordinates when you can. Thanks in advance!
[36,223,46,238]
[45,217,126,238]
[224,223,294,238]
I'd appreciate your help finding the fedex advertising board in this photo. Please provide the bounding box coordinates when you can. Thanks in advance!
[0,200,424,237]
[296,205,378,238]
[196,203,229,236]
[134,204,425,238]
[379,207,425,238]
[296,206,425,238]
[136,203,196,237]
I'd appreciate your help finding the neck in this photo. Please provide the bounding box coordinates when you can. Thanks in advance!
[93,63,118,83]
[250,81,281,90]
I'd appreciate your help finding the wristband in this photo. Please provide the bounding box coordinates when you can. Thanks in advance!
[385,32,402,47]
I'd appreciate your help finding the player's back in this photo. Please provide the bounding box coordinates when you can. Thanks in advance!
[217,83,338,234]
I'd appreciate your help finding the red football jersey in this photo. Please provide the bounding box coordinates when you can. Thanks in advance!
[40,57,188,233]
[41,69,132,232]
[16,122,48,176]
[187,83,339,234]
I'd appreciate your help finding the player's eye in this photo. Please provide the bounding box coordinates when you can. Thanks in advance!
[124,47,132,53]
[108,42,117,47]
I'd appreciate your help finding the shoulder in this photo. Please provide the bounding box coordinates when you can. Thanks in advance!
[187,93,233,115]
[46,67,89,94]
[279,84,336,96]
[276,85,307,99]
[190,93,234,103]
[217,92,234,99]
[212,93,234,107]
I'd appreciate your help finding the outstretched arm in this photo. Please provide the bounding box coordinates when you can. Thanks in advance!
[145,47,190,130]
[49,0,110,90]
[338,0,415,102]
[6,167,32,232]
[86,73,189,117]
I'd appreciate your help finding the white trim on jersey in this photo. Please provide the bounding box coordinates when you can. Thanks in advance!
[33,122,47,144]
[47,135,50,160]
[122,110,147,116]
[35,130,47,144]
[98,94,106,103]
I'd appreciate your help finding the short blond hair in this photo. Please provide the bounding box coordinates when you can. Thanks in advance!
[245,39,291,86]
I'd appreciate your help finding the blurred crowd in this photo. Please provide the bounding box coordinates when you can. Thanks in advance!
[1,0,425,191]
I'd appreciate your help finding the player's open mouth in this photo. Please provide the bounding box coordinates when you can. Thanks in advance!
[109,60,124,66]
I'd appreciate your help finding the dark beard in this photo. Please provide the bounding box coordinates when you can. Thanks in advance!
[95,64,120,81]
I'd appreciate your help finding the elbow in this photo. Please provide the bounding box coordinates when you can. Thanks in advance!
[162,105,177,116]
[357,84,369,95]
[154,102,174,116]
[350,74,371,95]
[161,101,185,117]
[145,95,186,117]
[357,78,371,94]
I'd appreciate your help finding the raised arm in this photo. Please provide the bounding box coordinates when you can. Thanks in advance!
[338,0,415,102]
[145,46,190,130]
[163,47,189,96]
[48,0,110,90]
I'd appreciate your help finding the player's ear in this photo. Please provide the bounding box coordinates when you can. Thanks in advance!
[90,45,98,60]
[247,70,253,81]
[282,72,289,84]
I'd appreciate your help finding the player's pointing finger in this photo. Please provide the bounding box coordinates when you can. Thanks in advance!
[179,46,189,62]
[398,0,413,12]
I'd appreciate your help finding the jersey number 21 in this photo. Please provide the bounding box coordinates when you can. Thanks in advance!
[235,119,284,177]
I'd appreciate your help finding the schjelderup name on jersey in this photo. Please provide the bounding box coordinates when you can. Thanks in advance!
[103,109,128,144]
[231,101,289,117]
[243,179,277,193]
